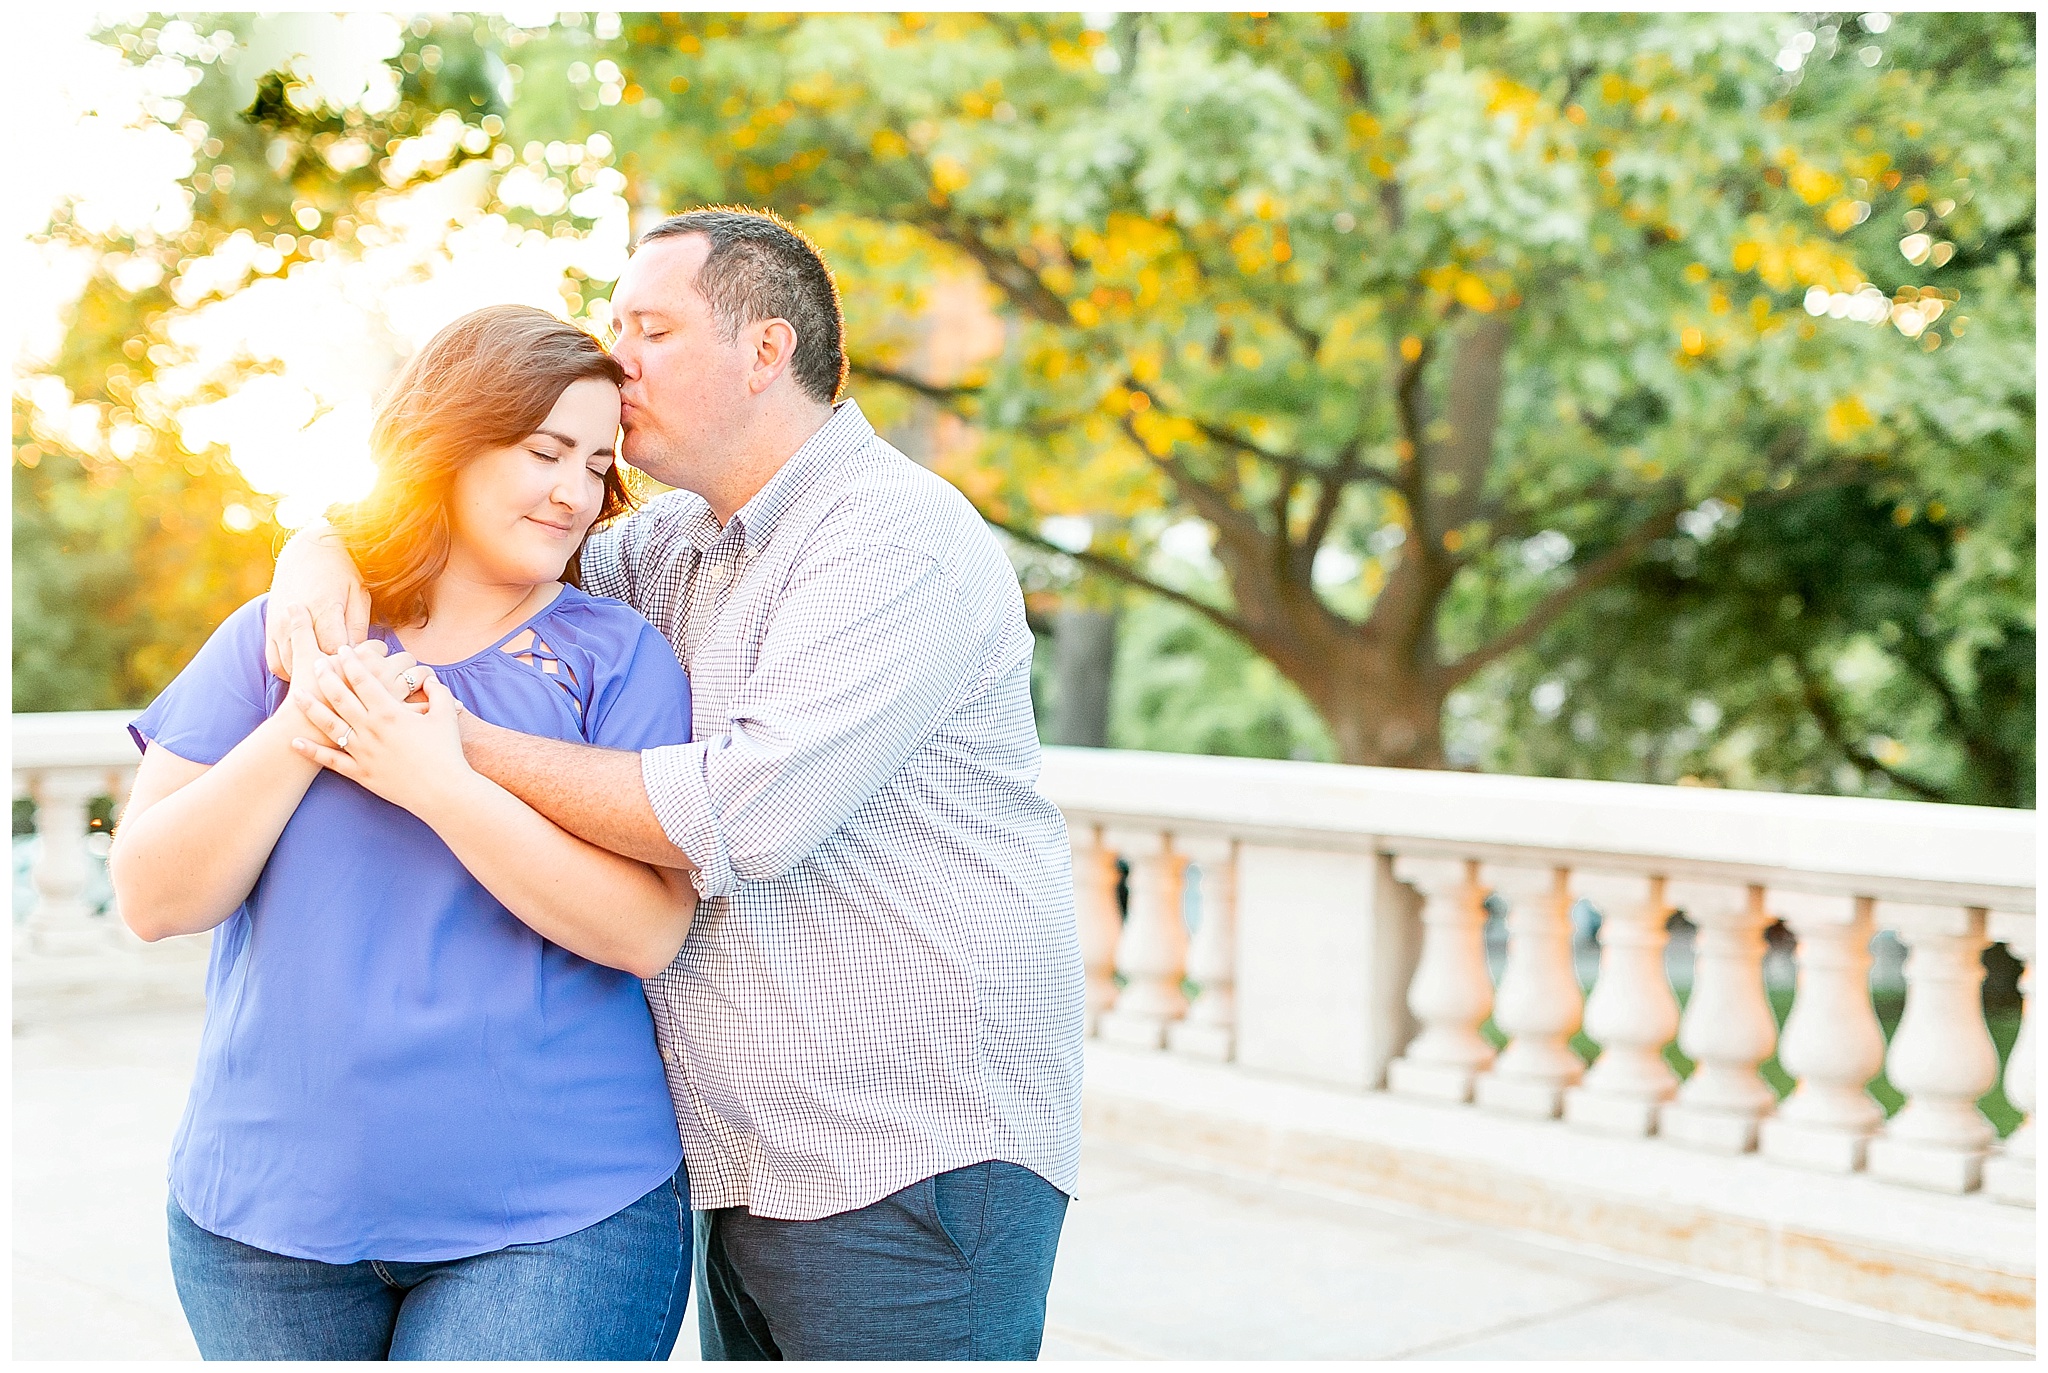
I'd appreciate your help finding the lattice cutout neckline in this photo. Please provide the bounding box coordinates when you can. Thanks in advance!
[501,627,583,720]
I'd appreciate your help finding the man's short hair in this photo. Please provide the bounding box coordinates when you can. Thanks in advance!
[635,207,847,406]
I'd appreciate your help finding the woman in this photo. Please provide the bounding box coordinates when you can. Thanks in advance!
[108,305,697,1361]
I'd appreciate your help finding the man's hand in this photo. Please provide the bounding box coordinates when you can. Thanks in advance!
[266,524,371,679]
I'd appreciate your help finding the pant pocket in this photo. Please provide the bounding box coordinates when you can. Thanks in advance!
[930,1161,993,1268]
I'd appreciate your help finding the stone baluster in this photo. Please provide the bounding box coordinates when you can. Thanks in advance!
[1097,829,1189,1050]
[1386,856,1495,1103]
[1658,882,1778,1152]
[1475,865,1585,1118]
[26,768,115,956]
[1168,836,1237,1061]
[1758,893,1887,1172]
[1982,911,2034,1207]
[11,769,32,954]
[1070,825,1125,1035]
[1564,873,1680,1136]
[1868,903,2000,1193]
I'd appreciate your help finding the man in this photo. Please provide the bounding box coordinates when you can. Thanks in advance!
[267,208,1085,1360]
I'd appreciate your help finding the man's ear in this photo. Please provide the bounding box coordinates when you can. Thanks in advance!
[748,318,799,396]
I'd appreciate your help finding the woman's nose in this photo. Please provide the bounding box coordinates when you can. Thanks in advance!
[553,475,599,515]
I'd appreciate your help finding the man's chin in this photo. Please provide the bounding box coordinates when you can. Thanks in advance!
[620,433,686,490]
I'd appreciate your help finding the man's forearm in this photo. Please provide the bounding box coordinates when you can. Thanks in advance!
[459,714,695,870]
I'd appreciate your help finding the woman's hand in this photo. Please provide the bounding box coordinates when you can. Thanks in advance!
[278,609,425,743]
[292,645,472,816]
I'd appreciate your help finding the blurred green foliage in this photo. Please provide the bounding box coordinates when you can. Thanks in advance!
[13,400,274,711]
[15,12,2034,808]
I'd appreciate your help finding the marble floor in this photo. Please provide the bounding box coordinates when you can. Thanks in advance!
[12,1004,2025,1361]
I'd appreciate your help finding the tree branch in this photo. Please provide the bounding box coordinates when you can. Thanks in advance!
[922,215,1073,326]
[1793,657,1951,802]
[1392,329,1433,513]
[1299,461,1356,560]
[848,359,982,404]
[1127,380,1402,500]
[1438,504,1686,688]
[1116,413,1262,543]
[984,515,1253,644]
[1268,473,1298,570]
[1274,301,1324,359]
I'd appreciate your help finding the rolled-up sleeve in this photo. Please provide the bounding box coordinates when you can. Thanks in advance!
[639,541,980,899]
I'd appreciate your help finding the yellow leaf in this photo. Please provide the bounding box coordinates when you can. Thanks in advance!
[1788,162,1842,206]
[1825,395,1873,443]
[1453,272,1497,313]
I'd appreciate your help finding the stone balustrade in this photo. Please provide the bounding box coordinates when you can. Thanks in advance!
[1041,745,2035,1209]
[13,711,141,956]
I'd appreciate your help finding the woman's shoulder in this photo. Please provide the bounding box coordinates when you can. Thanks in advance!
[220,592,273,636]
[540,586,690,747]
[188,593,276,673]
[539,585,678,667]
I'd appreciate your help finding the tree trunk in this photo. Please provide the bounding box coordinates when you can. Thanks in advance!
[1299,640,1450,769]
[1050,607,1117,748]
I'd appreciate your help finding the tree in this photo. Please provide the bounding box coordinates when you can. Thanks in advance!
[12,397,277,711]
[24,13,2033,803]
[1464,479,2035,806]
[531,11,2034,770]
[15,14,522,709]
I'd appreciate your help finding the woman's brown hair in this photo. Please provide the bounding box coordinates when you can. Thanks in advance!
[328,305,632,628]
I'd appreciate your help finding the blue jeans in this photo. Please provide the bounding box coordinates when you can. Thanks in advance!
[167,1166,691,1361]
[697,1160,1070,1360]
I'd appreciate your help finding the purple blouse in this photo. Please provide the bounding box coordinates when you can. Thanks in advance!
[128,586,690,1263]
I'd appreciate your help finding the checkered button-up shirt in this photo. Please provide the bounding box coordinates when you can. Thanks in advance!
[579,400,1084,1221]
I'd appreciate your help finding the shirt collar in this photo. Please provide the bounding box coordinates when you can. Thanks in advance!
[726,399,873,554]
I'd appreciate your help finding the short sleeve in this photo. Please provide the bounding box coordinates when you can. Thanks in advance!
[584,615,693,752]
[128,595,279,765]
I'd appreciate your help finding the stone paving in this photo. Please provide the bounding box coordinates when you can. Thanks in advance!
[13,1003,2024,1362]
